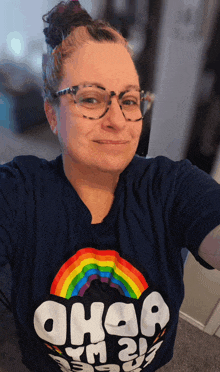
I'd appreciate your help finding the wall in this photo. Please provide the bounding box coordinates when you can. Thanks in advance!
[180,254,220,326]
[148,0,214,160]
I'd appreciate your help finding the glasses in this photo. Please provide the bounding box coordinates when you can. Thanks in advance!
[54,84,153,122]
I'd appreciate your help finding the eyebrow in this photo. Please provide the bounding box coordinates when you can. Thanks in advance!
[77,81,141,91]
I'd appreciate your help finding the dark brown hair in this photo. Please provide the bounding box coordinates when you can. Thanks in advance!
[42,0,133,106]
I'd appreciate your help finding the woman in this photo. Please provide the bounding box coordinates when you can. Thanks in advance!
[0,1,220,371]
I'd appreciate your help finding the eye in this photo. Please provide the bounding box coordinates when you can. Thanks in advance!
[76,90,105,107]
[120,91,140,108]
[121,95,140,109]
[81,97,99,104]
[122,99,138,106]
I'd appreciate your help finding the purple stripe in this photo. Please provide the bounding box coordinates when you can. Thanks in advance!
[78,274,98,296]
[78,275,125,297]
[110,282,124,296]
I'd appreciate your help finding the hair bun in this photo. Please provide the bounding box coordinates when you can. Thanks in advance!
[43,0,93,50]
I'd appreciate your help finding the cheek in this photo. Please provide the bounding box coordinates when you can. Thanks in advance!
[57,111,74,147]
[58,109,75,136]
[131,122,143,139]
[60,115,93,148]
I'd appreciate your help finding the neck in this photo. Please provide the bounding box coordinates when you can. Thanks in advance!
[62,154,120,197]
[62,155,120,224]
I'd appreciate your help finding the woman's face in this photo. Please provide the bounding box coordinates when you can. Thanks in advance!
[47,41,143,176]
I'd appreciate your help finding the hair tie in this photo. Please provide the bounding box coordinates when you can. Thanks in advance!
[58,5,65,14]
[71,0,81,13]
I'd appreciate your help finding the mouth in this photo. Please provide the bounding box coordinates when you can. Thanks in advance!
[94,140,129,144]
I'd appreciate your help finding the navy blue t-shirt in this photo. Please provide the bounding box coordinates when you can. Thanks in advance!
[0,154,220,372]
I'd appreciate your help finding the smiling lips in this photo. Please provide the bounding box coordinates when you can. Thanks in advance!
[95,140,129,144]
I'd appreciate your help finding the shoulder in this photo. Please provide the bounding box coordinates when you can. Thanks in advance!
[125,154,193,187]
[129,154,190,173]
[129,155,219,189]
[0,154,62,177]
[0,155,63,193]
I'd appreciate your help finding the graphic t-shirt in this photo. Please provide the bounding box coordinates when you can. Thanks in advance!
[0,154,220,372]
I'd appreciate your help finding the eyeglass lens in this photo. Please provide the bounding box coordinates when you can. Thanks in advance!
[74,86,143,121]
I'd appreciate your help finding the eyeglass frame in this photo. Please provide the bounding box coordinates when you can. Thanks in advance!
[53,84,149,122]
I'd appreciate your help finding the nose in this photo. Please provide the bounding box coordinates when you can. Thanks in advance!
[104,96,126,129]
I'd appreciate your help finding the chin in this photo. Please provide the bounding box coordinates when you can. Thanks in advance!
[93,155,133,174]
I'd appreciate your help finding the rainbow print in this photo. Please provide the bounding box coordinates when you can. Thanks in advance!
[51,248,149,299]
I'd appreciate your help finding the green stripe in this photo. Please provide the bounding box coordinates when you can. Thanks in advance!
[65,263,136,299]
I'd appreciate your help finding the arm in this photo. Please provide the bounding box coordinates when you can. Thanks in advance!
[198,224,220,270]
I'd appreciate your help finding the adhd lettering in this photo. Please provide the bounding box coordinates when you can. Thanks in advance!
[34,291,169,345]
[34,291,170,369]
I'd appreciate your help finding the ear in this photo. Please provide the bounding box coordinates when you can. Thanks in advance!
[44,100,58,135]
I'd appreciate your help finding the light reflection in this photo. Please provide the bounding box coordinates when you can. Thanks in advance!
[6,31,24,57]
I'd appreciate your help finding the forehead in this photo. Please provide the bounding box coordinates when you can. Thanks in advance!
[61,41,140,90]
